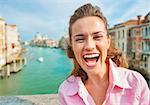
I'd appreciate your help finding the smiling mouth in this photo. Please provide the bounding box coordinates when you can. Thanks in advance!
[83,54,100,67]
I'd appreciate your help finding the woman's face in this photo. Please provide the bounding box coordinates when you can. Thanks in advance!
[71,16,110,74]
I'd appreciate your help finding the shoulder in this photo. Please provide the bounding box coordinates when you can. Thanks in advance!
[58,75,80,96]
[110,59,148,89]
[117,67,148,89]
[117,67,145,80]
[115,67,150,103]
[110,59,145,84]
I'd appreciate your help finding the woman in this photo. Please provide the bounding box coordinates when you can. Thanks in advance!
[58,3,150,105]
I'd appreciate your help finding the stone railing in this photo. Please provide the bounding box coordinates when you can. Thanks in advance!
[0,94,58,105]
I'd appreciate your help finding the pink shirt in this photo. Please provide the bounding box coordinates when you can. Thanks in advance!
[58,59,150,105]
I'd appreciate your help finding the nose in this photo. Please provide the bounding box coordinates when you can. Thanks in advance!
[84,37,95,51]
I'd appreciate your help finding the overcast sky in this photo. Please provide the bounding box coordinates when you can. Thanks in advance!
[0,0,150,41]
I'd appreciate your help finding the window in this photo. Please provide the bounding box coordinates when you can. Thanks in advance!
[141,29,143,35]
[149,27,150,35]
[144,63,147,68]
[142,28,144,36]
[123,30,124,38]
[118,31,120,39]
[132,52,135,59]
[140,54,143,60]
[144,56,147,61]
[122,42,124,51]
[145,27,148,36]
[128,30,131,36]
[142,42,144,50]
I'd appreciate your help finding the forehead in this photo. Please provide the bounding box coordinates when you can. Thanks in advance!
[71,16,106,35]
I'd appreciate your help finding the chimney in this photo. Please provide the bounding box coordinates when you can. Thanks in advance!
[137,15,142,25]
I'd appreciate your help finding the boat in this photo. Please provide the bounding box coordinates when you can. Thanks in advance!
[37,57,44,63]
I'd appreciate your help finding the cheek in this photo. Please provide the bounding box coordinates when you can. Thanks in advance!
[72,45,82,58]
[72,45,84,66]
[96,41,110,55]
[97,42,108,50]
[99,39,110,49]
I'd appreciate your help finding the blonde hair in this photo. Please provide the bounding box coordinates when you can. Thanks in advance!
[67,3,128,81]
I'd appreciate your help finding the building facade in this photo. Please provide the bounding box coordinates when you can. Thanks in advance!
[0,17,25,78]
[109,20,138,56]
[0,17,6,69]
[140,12,150,73]
[128,24,142,68]
[5,24,22,63]
[31,32,58,47]
[109,12,150,74]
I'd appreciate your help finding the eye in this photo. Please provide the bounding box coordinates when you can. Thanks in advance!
[93,31,104,40]
[93,35,103,40]
[75,38,85,43]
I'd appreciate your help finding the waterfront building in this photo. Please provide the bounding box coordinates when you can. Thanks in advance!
[31,32,58,48]
[0,17,26,78]
[109,12,150,74]
[109,19,138,56]
[35,32,42,41]
[32,32,42,46]
[128,13,150,73]
[127,15,143,68]
[5,24,22,64]
[140,12,150,73]
[45,39,58,48]
[109,27,116,45]
[0,17,6,70]
[42,34,48,40]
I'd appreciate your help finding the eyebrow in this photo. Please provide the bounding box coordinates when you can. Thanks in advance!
[73,31,106,38]
[92,31,105,35]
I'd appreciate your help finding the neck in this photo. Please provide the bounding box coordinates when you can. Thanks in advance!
[86,62,109,87]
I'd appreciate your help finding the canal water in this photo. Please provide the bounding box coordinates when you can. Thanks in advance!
[0,46,73,96]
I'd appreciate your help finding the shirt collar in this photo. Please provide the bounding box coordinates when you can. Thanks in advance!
[65,75,80,96]
[109,59,132,89]
[66,59,132,96]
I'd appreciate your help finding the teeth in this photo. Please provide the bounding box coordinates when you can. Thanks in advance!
[84,54,99,58]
